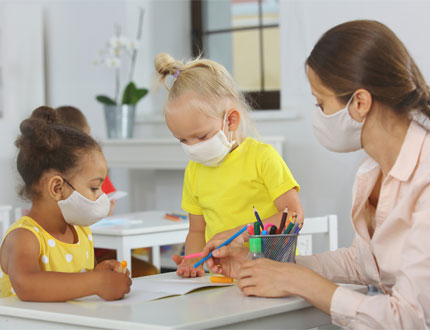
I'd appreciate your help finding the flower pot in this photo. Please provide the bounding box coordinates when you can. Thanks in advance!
[103,104,136,139]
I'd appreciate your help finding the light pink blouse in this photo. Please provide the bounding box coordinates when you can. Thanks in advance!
[297,120,430,329]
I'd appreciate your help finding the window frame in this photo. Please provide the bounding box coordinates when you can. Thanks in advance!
[191,0,280,110]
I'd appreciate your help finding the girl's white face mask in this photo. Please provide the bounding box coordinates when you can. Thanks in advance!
[58,179,110,227]
[312,94,365,153]
[181,113,236,167]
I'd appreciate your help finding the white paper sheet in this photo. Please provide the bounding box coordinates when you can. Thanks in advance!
[73,273,234,305]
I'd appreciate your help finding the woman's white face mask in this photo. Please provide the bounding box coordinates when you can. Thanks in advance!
[58,178,110,227]
[181,113,236,167]
[312,94,365,153]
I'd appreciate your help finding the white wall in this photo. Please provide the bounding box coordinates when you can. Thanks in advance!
[1,0,430,250]
[0,2,45,210]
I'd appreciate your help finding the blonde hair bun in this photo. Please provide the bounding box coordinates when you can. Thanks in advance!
[154,53,181,79]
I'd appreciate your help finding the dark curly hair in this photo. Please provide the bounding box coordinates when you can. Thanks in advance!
[15,106,101,200]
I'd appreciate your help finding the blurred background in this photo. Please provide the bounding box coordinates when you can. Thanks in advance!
[0,0,429,251]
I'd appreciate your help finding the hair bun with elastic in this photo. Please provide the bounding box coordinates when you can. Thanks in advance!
[18,106,62,152]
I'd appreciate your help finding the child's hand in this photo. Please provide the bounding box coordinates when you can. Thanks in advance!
[95,270,132,301]
[172,254,204,278]
[94,259,130,277]
[107,199,116,216]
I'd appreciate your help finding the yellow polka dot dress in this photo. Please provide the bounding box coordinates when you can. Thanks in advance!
[0,216,94,298]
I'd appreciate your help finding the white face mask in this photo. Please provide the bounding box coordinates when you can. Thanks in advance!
[312,95,364,153]
[181,113,236,167]
[58,179,110,227]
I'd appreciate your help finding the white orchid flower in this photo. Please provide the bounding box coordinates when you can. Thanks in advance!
[109,46,121,57]
[109,36,128,49]
[105,57,121,68]
[127,39,140,52]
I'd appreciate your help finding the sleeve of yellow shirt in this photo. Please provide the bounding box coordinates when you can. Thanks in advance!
[181,161,203,215]
[258,144,300,201]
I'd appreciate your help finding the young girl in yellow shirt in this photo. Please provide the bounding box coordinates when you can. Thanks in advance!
[0,106,131,301]
[154,53,303,277]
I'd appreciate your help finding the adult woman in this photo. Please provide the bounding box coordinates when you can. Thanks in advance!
[203,20,430,328]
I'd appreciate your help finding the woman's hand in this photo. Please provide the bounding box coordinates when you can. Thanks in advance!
[172,254,205,278]
[237,258,302,297]
[203,241,249,279]
[238,258,338,315]
[206,225,249,247]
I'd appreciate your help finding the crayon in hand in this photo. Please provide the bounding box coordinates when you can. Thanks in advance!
[120,260,127,274]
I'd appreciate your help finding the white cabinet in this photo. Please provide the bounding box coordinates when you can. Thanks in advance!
[101,137,285,169]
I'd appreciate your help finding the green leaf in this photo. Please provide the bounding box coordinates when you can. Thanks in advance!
[122,82,148,105]
[96,95,116,105]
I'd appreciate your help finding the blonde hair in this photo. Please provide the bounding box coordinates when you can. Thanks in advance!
[154,53,256,142]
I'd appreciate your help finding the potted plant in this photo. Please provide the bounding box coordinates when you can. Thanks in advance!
[95,8,147,139]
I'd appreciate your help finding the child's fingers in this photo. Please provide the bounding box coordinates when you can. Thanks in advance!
[172,254,183,266]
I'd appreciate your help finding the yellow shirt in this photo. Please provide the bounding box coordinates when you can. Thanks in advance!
[0,216,94,298]
[182,137,299,241]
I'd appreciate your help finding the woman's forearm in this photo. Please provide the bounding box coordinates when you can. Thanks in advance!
[289,265,338,315]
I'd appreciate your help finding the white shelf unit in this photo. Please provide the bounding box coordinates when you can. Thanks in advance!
[101,136,285,169]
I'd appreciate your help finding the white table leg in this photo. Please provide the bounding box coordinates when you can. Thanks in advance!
[149,246,161,270]
[115,241,132,273]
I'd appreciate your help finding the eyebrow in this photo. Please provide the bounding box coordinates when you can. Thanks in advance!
[91,178,105,183]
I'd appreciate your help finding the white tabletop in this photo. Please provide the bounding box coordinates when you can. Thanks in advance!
[0,272,367,330]
[90,211,189,236]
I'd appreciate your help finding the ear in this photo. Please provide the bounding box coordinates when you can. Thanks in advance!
[48,176,67,201]
[351,89,372,121]
[226,109,241,131]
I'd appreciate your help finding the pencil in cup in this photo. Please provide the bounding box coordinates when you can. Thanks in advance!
[276,226,300,262]
[249,233,298,263]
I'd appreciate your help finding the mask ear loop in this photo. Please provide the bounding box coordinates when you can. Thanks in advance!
[222,112,234,143]
[62,178,76,191]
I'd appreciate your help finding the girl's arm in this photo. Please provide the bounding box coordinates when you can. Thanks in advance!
[207,188,304,245]
[172,213,206,277]
[1,229,131,302]
[264,187,304,229]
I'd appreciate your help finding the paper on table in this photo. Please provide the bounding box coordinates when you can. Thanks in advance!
[107,191,128,201]
[73,273,234,305]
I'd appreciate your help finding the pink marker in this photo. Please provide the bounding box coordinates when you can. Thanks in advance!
[263,222,276,232]
[183,252,203,259]
[247,224,254,235]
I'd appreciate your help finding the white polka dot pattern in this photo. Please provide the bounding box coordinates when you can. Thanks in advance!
[88,234,93,242]
[48,239,56,247]
[66,254,73,263]
[33,227,39,232]
[41,255,49,264]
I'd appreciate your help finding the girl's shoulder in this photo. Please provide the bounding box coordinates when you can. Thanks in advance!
[241,137,279,158]
[4,216,43,241]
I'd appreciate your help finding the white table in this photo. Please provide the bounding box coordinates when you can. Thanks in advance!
[0,272,367,329]
[90,211,189,271]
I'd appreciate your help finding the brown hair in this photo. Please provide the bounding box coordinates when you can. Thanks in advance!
[306,20,430,118]
[154,53,256,142]
[15,106,101,200]
[56,106,89,132]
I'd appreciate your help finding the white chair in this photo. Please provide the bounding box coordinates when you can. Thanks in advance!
[0,205,12,240]
[297,215,338,256]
